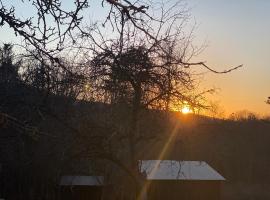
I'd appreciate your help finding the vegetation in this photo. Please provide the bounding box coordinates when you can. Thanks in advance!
[0,1,250,200]
[0,44,268,200]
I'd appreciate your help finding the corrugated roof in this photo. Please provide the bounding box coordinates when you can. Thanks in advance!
[139,160,225,181]
[60,176,104,186]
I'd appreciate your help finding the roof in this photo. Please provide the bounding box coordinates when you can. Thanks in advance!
[139,160,225,181]
[60,176,104,186]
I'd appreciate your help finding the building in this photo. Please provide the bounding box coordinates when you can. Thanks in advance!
[139,160,225,200]
[59,176,104,200]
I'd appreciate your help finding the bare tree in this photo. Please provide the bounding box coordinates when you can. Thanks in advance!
[0,0,155,65]
[67,2,243,198]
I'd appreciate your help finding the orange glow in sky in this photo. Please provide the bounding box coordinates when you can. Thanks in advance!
[189,0,270,117]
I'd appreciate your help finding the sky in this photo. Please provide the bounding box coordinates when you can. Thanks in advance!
[0,0,269,117]
[188,0,270,116]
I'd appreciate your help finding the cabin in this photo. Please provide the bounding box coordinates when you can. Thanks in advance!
[59,176,104,200]
[139,160,225,200]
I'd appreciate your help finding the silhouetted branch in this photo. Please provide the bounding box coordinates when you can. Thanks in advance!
[183,61,243,74]
[0,111,57,138]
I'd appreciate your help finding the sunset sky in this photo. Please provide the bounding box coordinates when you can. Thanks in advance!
[189,0,270,117]
[0,0,269,117]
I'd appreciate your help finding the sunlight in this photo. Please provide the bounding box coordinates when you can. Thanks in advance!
[181,105,192,114]
[138,122,181,200]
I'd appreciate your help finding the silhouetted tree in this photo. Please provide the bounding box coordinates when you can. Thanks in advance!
[0,43,20,84]
[75,2,243,198]
[0,0,154,67]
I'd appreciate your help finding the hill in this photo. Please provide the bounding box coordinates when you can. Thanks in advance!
[1,82,270,199]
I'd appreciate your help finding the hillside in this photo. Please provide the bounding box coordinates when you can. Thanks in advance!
[134,112,270,199]
[1,83,270,199]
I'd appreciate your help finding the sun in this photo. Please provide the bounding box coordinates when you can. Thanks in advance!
[181,106,192,114]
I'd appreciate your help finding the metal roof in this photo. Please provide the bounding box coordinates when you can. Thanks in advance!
[60,176,104,186]
[139,160,225,181]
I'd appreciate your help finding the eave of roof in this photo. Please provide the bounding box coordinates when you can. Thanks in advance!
[60,176,104,186]
[139,160,225,181]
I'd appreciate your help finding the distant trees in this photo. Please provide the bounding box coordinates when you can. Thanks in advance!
[205,101,225,118]
[0,43,22,124]
[267,97,270,104]
[0,43,20,84]
[229,110,258,121]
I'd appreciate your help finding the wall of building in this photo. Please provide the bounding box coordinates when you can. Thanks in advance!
[147,180,222,200]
